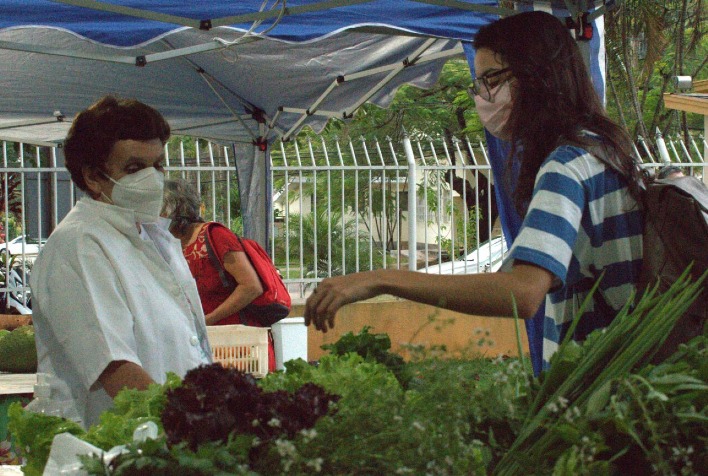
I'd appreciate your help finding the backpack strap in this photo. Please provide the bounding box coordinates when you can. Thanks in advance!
[203,223,236,291]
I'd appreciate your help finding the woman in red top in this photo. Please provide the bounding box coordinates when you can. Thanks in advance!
[161,179,276,371]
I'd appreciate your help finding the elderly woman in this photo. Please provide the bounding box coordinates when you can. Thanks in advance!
[30,96,211,428]
[161,179,275,371]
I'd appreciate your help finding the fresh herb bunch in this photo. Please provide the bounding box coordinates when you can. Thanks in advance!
[7,374,182,476]
[7,404,85,476]
[605,336,707,475]
[494,268,707,475]
[161,363,339,450]
[321,325,413,386]
[82,373,181,451]
[257,353,492,475]
[82,434,257,476]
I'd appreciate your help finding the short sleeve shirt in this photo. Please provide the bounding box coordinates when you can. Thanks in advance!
[183,224,266,326]
[505,144,643,368]
[30,197,212,427]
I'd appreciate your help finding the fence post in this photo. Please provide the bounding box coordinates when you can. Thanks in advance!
[402,134,417,271]
[703,126,708,182]
[654,128,671,164]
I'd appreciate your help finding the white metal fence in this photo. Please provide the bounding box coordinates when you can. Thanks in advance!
[269,135,499,298]
[1,132,705,309]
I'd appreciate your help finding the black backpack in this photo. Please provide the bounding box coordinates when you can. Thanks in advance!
[563,140,707,358]
[638,175,708,361]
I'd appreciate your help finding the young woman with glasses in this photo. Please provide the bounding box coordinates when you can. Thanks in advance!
[305,11,645,369]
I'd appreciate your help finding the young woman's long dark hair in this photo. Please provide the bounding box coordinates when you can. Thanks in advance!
[473,11,644,215]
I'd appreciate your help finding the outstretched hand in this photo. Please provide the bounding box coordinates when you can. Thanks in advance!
[304,271,382,332]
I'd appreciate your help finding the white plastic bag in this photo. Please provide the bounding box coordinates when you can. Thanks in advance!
[42,434,128,475]
[42,433,102,476]
[42,421,159,475]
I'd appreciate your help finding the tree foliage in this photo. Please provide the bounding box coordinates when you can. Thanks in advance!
[605,0,706,144]
[295,59,498,247]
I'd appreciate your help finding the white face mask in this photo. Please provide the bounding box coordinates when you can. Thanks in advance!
[474,81,513,140]
[102,167,165,222]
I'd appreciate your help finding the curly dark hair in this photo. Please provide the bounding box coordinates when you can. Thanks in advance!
[63,96,171,192]
[473,11,645,215]
[161,178,204,237]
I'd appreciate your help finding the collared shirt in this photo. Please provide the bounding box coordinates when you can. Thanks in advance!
[30,197,211,427]
[503,144,643,368]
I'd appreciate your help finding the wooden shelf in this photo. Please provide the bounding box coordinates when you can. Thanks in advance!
[0,373,35,395]
[0,315,32,331]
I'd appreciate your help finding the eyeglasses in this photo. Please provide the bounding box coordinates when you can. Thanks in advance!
[468,67,512,102]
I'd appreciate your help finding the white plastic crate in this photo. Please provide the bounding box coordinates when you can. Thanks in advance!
[206,325,269,378]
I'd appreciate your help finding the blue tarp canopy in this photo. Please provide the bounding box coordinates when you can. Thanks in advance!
[0,0,505,145]
[0,0,607,145]
[0,0,506,45]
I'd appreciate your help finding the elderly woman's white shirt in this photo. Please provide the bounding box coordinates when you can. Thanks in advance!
[30,196,211,427]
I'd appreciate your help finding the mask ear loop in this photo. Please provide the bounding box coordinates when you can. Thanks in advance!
[97,170,116,204]
[101,171,119,185]
[100,192,115,205]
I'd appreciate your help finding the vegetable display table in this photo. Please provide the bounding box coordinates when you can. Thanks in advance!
[0,374,35,396]
[0,466,22,475]
[0,315,32,331]
[0,373,34,466]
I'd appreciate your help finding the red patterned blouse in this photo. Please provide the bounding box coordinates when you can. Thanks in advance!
[182,223,275,371]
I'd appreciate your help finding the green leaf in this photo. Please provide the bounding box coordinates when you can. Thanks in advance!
[649,374,706,386]
[645,389,669,401]
[586,380,612,414]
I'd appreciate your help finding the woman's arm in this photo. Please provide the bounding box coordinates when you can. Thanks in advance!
[205,250,264,325]
[304,263,553,332]
[98,360,154,397]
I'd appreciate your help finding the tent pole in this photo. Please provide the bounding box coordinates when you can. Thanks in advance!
[409,0,515,17]
[281,39,462,141]
[50,0,379,30]
[402,134,418,271]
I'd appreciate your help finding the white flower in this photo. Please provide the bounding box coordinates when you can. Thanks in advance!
[306,457,324,472]
[268,417,282,428]
[563,407,581,422]
[300,428,318,442]
[275,439,297,458]
[412,421,425,431]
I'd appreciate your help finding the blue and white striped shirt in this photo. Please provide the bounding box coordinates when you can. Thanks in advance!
[505,143,643,368]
